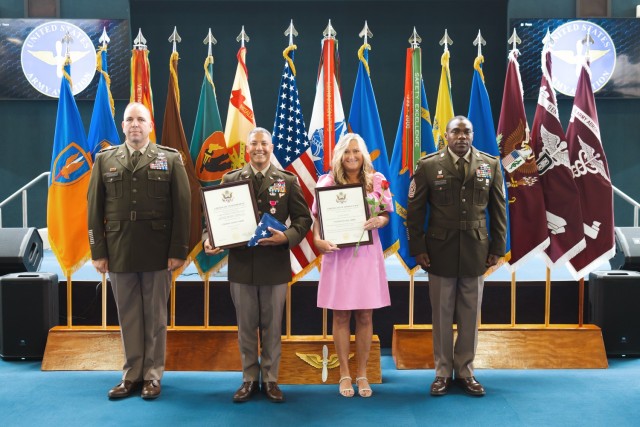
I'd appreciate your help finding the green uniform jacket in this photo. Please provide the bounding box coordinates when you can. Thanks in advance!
[87,144,191,273]
[407,147,507,278]
[223,163,312,285]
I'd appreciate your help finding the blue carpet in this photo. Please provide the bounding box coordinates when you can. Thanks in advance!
[1,352,639,426]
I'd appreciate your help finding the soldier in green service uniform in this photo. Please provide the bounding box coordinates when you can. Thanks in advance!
[87,102,191,400]
[204,127,311,403]
[407,116,507,398]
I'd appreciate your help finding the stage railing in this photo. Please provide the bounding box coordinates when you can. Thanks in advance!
[0,172,49,228]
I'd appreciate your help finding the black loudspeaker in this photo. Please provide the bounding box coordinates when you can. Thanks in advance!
[0,228,43,276]
[610,227,640,272]
[0,272,58,359]
[589,270,640,356]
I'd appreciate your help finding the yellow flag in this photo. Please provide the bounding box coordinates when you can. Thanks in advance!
[224,47,255,168]
[432,50,454,150]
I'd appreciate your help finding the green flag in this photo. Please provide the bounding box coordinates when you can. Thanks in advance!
[189,55,232,279]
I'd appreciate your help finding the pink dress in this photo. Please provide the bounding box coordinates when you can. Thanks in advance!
[312,172,393,310]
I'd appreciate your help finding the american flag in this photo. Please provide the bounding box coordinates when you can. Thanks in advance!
[272,50,320,281]
[248,213,287,247]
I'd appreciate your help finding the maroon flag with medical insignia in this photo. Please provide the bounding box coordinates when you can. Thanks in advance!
[161,51,203,258]
[531,49,586,267]
[565,58,615,279]
[496,50,549,271]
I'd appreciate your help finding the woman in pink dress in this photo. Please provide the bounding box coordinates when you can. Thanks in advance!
[312,133,392,398]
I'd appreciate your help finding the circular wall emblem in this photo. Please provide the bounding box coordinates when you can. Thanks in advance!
[549,20,616,96]
[20,21,96,98]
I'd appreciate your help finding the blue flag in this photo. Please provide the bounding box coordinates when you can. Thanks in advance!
[468,58,511,272]
[47,61,92,277]
[389,80,436,273]
[348,46,396,257]
[87,47,120,160]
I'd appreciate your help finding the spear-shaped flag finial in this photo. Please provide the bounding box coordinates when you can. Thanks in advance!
[408,27,421,48]
[99,27,110,49]
[284,19,298,46]
[439,29,453,52]
[62,31,72,58]
[359,21,372,45]
[473,29,486,57]
[168,26,181,53]
[582,33,594,60]
[133,28,147,50]
[542,28,553,49]
[323,19,337,40]
[204,28,217,57]
[236,26,250,47]
[508,28,521,53]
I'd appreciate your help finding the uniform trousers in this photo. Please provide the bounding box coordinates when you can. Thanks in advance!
[229,282,287,383]
[428,273,484,378]
[110,270,171,382]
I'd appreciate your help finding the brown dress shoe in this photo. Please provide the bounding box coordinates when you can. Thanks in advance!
[430,376,452,396]
[108,380,141,399]
[141,380,162,399]
[455,376,486,396]
[233,381,259,403]
[262,382,285,403]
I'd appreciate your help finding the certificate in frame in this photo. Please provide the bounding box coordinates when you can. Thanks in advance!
[315,183,372,248]
[201,180,259,249]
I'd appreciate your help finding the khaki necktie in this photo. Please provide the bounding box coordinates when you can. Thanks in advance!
[456,157,466,181]
[131,150,142,168]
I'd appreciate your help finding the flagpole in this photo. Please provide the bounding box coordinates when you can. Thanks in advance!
[170,272,177,328]
[286,284,292,338]
[578,278,585,327]
[101,273,107,328]
[545,267,551,327]
[409,273,415,327]
[510,272,517,326]
[203,277,210,328]
[322,308,328,339]
[66,276,73,327]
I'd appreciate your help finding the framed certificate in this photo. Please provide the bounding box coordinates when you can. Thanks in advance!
[201,180,259,249]
[315,184,372,248]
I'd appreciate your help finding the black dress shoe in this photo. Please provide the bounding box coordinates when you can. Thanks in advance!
[455,376,486,396]
[141,380,162,399]
[108,380,141,399]
[430,376,452,396]
[233,381,259,403]
[261,381,285,403]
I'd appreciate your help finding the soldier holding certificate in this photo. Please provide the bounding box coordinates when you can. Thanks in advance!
[204,127,311,403]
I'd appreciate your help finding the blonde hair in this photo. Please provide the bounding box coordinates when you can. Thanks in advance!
[330,133,374,191]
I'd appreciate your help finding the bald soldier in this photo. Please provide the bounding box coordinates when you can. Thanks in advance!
[87,102,191,400]
[407,116,507,397]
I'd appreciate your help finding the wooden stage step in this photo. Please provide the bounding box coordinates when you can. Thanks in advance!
[392,324,608,369]
[42,328,381,384]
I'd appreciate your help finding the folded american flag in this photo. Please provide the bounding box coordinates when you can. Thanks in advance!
[247,213,288,247]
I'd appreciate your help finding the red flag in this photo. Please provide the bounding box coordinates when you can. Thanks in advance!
[161,52,203,257]
[496,51,549,271]
[565,59,615,279]
[130,48,156,143]
[531,50,586,267]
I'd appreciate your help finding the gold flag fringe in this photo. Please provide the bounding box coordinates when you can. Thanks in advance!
[474,55,485,83]
[357,43,372,76]
[283,45,297,76]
